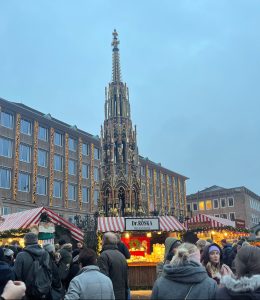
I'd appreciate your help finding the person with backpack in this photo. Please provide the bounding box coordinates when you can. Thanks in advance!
[57,239,72,286]
[14,233,52,300]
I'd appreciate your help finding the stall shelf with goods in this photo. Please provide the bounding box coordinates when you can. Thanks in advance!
[98,216,186,289]
[0,207,83,247]
[184,214,250,244]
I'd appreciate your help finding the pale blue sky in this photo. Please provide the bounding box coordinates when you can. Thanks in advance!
[0,1,259,195]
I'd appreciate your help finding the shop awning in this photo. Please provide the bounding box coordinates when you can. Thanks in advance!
[0,207,84,241]
[185,213,235,230]
[98,216,185,232]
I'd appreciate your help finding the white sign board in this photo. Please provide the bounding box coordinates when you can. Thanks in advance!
[125,218,160,231]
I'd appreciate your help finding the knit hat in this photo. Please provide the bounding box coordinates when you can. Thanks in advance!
[4,248,14,257]
[43,244,55,253]
[58,239,67,246]
[24,232,38,245]
[235,245,260,277]
[208,245,220,254]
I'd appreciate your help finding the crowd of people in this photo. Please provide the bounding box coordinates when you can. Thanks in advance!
[0,232,259,300]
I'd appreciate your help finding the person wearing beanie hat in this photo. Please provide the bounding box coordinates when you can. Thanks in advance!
[3,248,14,267]
[0,248,15,295]
[201,243,233,285]
[43,244,62,299]
[156,237,181,278]
[216,245,260,299]
[14,233,52,298]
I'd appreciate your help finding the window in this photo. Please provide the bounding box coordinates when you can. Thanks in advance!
[68,184,76,200]
[187,204,191,212]
[38,126,48,141]
[0,137,12,158]
[228,197,234,207]
[53,180,62,198]
[213,199,219,209]
[229,212,236,221]
[38,149,48,167]
[82,164,89,179]
[156,172,160,181]
[20,119,31,135]
[94,190,99,205]
[94,147,100,160]
[0,168,11,188]
[206,200,212,210]
[162,174,166,183]
[69,138,77,152]
[149,184,153,195]
[0,111,13,128]
[37,176,47,195]
[142,184,146,194]
[220,213,228,219]
[68,159,76,175]
[2,207,11,215]
[54,132,63,146]
[141,166,145,176]
[94,167,99,181]
[19,144,31,163]
[193,203,198,211]
[68,215,75,224]
[54,154,63,171]
[148,169,153,178]
[220,198,226,208]
[156,186,160,197]
[199,201,205,211]
[82,143,89,156]
[214,214,220,218]
[82,187,89,203]
[18,172,30,192]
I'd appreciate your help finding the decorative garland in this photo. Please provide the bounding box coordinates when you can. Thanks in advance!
[64,133,69,208]
[90,143,95,212]
[153,169,157,211]
[166,174,170,213]
[0,228,29,239]
[13,113,21,201]
[187,226,250,233]
[146,165,150,214]
[78,137,83,210]
[49,128,54,206]
[173,176,176,212]
[160,172,164,214]
[32,121,39,203]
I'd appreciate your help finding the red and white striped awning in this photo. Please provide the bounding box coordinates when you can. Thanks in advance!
[185,213,235,229]
[0,207,84,241]
[98,216,185,232]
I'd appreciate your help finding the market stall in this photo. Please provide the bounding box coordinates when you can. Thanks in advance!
[184,214,249,244]
[0,207,83,247]
[98,216,186,289]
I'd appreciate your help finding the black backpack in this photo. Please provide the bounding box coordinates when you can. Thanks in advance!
[24,250,52,299]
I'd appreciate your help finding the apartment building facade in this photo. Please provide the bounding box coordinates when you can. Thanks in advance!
[186,185,260,228]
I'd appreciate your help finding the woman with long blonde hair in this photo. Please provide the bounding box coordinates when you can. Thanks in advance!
[151,243,217,299]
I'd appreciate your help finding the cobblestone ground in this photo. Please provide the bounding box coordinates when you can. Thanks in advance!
[131,290,152,299]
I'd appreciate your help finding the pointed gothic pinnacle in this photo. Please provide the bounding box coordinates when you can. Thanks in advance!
[112,29,119,50]
[111,29,121,83]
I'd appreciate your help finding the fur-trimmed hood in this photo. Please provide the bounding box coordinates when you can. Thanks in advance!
[217,275,260,299]
[221,275,260,293]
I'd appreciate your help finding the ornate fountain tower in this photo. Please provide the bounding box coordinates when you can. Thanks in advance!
[100,30,143,217]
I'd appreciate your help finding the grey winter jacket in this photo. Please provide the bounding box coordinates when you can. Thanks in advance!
[152,260,217,300]
[216,275,260,299]
[64,265,115,300]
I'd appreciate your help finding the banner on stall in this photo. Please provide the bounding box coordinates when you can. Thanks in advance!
[125,218,160,231]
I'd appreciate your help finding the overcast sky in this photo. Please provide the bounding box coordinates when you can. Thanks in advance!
[0,1,259,195]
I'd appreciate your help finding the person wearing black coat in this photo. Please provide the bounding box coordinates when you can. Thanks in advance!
[216,245,260,299]
[116,234,131,259]
[0,247,15,295]
[98,232,128,300]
